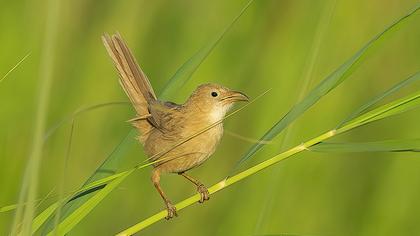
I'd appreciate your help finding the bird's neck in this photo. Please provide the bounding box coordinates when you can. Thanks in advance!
[182,102,230,126]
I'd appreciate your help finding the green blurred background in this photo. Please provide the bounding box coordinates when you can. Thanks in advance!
[1,0,419,235]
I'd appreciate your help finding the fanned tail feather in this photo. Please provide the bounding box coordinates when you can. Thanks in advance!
[102,33,156,144]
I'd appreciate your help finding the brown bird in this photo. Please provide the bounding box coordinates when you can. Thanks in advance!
[102,33,248,219]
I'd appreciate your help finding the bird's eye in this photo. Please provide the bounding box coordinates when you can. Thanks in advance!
[211,91,218,97]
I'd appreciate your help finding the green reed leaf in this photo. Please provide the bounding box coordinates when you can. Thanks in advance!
[310,139,420,152]
[338,71,420,128]
[39,130,137,233]
[231,6,419,172]
[47,172,131,236]
[159,0,254,100]
[338,90,420,133]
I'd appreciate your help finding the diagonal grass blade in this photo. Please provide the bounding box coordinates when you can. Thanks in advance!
[309,139,420,152]
[338,71,420,128]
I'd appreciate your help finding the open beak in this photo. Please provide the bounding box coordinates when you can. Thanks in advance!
[221,91,249,103]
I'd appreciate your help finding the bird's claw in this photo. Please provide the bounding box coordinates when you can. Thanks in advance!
[197,184,210,203]
[165,201,178,220]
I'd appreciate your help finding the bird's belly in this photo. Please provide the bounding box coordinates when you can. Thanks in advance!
[144,124,223,173]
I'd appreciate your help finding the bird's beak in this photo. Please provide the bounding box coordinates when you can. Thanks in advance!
[221,91,249,103]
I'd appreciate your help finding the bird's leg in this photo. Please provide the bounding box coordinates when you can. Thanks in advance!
[151,169,177,220]
[179,172,210,203]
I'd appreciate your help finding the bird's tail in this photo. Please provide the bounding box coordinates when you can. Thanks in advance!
[102,33,156,144]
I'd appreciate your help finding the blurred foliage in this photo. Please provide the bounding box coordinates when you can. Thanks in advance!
[0,0,419,235]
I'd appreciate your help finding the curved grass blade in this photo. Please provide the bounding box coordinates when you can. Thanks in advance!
[1,171,126,214]
[44,101,129,141]
[0,53,30,83]
[309,139,420,152]
[231,6,420,173]
[47,171,132,236]
[52,119,76,232]
[3,185,55,213]
[338,90,420,132]
[12,0,60,233]
[338,71,420,128]
[39,129,137,233]
[363,94,420,122]
[225,130,274,144]
[159,0,254,100]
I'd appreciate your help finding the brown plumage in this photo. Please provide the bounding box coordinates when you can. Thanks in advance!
[102,33,248,219]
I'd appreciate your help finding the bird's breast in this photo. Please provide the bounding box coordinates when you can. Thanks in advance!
[144,117,224,173]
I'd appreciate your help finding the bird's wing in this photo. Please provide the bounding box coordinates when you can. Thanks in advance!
[102,33,157,144]
[148,101,183,132]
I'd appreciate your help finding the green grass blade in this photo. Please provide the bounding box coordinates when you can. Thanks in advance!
[309,139,420,152]
[0,53,30,83]
[1,204,19,213]
[31,203,59,234]
[2,189,57,213]
[338,71,420,128]
[40,130,137,233]
[231,6,419,172]
[159,0,254,100]
[1,171,127,214]
[12,0,60,234]
[44,101,129,141]
[368,96,420,121]
[338,90,420,132]
[46,171,132,236]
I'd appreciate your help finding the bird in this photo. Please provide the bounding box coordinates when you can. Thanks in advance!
[102,33,248,219]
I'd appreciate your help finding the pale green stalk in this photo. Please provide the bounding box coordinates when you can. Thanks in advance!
[52,120,75,235]
[254,0,336,232]
[11,0,60,235]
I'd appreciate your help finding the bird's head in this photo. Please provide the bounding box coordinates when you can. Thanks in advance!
[185,83,249,123]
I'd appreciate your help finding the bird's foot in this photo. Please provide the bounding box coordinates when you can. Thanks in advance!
[164,201,178,220]
[197,184,210,203]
